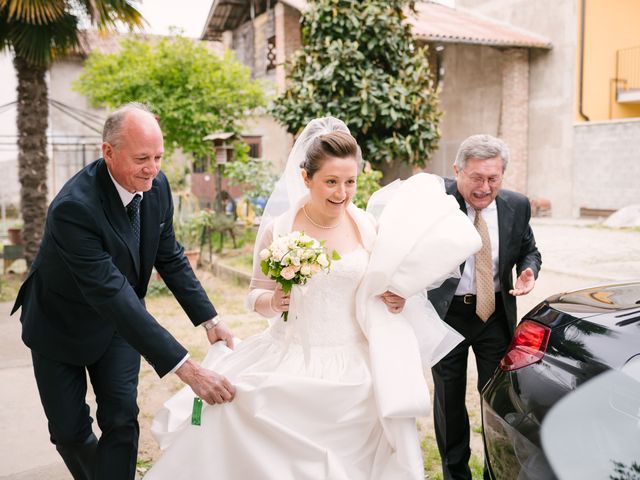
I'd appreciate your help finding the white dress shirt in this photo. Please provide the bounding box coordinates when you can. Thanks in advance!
[107,169,190,374]
[455,200,501,295]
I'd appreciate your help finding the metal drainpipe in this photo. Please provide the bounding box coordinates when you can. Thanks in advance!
[579,0,590,121]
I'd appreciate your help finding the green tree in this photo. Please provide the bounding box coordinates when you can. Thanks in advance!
[74,35,266,161]
[224,144,276,213]
[353,168,383,209]
[271,0,441,182]
[0,0,142,265]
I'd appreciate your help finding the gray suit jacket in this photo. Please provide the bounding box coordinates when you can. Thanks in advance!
[428,178,541,334]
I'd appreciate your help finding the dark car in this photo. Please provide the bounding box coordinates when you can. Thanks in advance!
[481,282,640,480]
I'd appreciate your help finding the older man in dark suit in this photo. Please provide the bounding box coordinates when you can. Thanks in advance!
[428,134,542,480]
[11,103,235,480]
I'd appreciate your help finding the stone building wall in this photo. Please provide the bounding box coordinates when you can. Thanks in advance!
[573,118,640,212]
[458,0,578,216]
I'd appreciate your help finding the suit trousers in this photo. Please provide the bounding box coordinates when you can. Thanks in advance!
[31,332,141,480]
[431,294,511,480]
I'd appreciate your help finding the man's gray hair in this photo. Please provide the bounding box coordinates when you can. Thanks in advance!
[454,134,510,172]
[102,102,155,147]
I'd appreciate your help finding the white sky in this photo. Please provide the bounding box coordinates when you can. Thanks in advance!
[134,0,213,38]
[0,0,214,105]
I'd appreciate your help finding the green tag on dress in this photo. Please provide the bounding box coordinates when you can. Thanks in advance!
[191,397,203,426]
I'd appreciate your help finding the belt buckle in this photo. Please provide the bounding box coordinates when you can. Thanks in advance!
[463,294,474,305]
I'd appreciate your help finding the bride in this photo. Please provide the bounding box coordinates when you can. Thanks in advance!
[145,117,480,479]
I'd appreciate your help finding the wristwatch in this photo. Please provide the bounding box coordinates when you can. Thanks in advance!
[201,318,221,330]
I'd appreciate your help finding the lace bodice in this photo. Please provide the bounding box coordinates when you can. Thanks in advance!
[270,247,369,347]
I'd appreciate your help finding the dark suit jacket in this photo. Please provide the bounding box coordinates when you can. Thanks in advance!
[12,159,216,377]
[428,178,541,334]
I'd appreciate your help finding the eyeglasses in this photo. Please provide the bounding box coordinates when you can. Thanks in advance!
[459,169,502,187]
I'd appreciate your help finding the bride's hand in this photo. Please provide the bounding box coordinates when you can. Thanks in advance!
[270,284,290,313]
[380,291,406,314]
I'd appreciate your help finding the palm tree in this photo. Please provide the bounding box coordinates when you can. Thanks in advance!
[0,0,143,266]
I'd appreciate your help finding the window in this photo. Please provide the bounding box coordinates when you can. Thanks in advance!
[243,136,262,159]
[193,157,208,173]
[266,35,277,71]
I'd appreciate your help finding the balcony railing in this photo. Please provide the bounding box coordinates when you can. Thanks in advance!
[616,46,640,103]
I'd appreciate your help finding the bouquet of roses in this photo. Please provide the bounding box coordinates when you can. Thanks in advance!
[260,231,340,321]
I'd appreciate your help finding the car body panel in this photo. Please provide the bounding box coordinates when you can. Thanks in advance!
[482,282,640,479]
[541,363,640,479]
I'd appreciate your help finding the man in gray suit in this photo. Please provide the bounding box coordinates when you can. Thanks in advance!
[428,134,542,480]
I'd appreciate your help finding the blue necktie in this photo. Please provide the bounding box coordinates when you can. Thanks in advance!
[126,194,141,249]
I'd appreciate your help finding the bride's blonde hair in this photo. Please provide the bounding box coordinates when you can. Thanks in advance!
[301,130,363,178]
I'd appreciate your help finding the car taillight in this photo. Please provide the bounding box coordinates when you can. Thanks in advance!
[500,320,551,372]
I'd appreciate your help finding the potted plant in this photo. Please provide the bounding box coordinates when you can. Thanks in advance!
[174,214,204,270]
[7,221,23,245]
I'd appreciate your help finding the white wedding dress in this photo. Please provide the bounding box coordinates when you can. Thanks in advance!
[146,247,421,479]
[147,172,482,479]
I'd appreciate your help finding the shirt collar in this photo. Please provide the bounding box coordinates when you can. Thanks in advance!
[107,167,143,207]
[465,199,497,214]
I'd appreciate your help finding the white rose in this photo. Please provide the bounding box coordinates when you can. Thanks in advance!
[317,253,329,268]
[271,246,286,261]
[259,248,271,261]
[300,264,312,276]
[281,265,297,280]
[275,237,289,252]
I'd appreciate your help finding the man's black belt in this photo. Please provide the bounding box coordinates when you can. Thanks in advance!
[453,293,500,305]
[454,294,476,305]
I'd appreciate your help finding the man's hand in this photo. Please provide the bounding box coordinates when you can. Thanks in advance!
[509,267,536,296]
[206,321,235,349]
[380,290,406,314]
[175,359,235,405]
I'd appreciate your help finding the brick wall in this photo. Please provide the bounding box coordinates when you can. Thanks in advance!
[232,22,254,71]
[428,44,503,177]
[252,9,276,78]
[573,118,640,212]
[275,2,302,93]
[499,48,529,194]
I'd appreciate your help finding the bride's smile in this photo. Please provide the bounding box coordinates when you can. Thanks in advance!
[302,155,358,223]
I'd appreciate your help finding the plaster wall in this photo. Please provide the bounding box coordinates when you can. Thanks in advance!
[458,0,578,217]
[428,44,503,178]
[579,0,640,121]
[49,59,104,197]
[0,52,20,209]
[243,114,291,172]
